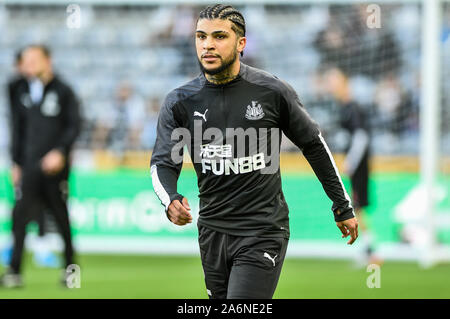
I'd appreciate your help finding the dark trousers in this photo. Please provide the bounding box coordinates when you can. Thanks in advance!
[10,167,74,274]
[350,152,370,209]
[198,225,288,299]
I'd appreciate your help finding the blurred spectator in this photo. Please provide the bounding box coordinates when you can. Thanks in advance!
[314,5,401,79]
[141,96,161,150]
[166,5,197,76]
[374,75,403,130]
[374,73,417,135]
[314,20,348,73]
[91,81,146,153]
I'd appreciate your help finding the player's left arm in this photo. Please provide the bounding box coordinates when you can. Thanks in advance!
[301,137,358,244]
[344,107,369,176]
[54,86,82,155]
[279,81,358,244]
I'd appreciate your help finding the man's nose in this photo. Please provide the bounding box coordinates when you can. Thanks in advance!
[203,37,215,50]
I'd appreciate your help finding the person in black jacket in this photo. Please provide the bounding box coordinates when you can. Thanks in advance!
[324,67,382,266]
[1,48,60,270]
[0,45,81,288]
[150,4,358,299]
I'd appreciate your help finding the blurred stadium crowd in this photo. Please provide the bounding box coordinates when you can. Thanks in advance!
[0,3,449,159]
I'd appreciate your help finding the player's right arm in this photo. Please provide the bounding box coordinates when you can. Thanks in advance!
[150,93,192,226]
[41,86,82,175]
[8,81,25,184]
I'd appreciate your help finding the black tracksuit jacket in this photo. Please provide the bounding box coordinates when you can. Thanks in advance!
[151,63,354,238]
[8,75,81,172]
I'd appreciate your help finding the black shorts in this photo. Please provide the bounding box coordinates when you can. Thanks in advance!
[198,225,288,299]
[350,153,369,209]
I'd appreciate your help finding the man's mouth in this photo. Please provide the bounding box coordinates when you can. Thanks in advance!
[202,54,220,62]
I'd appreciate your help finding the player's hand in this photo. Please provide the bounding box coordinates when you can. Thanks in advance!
[336,217,359,245]
[11,164,22,186]
[167,197,192,226]
[41,149,66,175]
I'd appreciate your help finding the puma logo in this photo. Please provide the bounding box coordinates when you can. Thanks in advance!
[263,252,278,267]
[194,109,208,122]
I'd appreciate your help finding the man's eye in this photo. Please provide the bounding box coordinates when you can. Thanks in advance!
[197,34,206,39]
[216,35,225,39]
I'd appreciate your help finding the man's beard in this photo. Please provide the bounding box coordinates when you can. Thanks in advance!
[198,50,238,76]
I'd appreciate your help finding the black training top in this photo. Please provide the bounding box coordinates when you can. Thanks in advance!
[339,101,371,176]
[151,63,354,238]
[8,75,81,169]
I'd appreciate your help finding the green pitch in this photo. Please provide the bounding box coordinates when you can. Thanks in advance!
[0,254,449,298]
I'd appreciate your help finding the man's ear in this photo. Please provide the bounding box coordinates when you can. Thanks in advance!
[238,36,246,55]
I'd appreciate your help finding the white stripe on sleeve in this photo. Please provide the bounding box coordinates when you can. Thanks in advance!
[151,164,171,211]
[318,133,354,214]
[345,129,369,176]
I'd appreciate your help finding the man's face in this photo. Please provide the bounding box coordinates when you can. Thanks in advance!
[323,68,345,98]
[117,84,132,101]
[21,48,50,79]
[195,18,245,75]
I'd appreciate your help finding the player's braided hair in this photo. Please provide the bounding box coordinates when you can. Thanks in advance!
[198,4,246,56]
